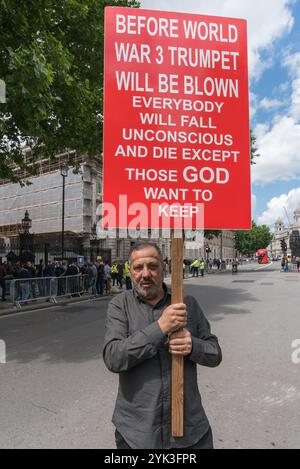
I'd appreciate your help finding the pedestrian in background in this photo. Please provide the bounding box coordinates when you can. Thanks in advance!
[27,261,36,298]
[124,261,132,290]
[0,260,7,302]
[200,258,205,277]
[16,263,31,302]
[111,262,118,286]
[232,258,238,274]
[87,262,98,296]
[104,261,112,294]
[117,262,124,289]
[97,258,105,295]
[284,257,289,272]
[191,259,200,277]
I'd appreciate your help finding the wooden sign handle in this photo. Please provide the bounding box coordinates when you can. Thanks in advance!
[171,232,184,437]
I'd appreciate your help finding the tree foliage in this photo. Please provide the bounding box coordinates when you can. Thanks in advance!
[250,129,260,165]
[234,221,273,256]
[204,230,220,240]
[1,0,262,256]
[1,0,260,192]
[0,0,140,182]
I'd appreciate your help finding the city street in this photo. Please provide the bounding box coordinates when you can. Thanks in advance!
[0,263,299,449]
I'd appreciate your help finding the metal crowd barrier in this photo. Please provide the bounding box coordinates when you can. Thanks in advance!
[11,274,90,310]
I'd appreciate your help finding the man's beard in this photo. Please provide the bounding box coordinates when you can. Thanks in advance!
[133,279,161,300]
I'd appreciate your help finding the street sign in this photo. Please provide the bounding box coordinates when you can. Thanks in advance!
[103,7,251,230]
[77,256,84,268]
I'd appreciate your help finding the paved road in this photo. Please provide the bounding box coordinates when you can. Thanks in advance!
[0,264,299,449]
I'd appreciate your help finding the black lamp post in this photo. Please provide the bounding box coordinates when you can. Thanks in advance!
[19,210,34,262]
[21,210,32,233]
[61,165,68,261]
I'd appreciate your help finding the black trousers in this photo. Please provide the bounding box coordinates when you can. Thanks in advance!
[0,279,5,300]
[115,427,214,449]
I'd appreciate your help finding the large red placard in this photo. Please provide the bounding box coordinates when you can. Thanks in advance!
[103,7,251,229]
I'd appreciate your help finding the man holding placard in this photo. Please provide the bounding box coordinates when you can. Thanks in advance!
[103,241,222,449]
[103,4,250,449]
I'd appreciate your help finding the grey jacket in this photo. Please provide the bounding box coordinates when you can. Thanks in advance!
[103,285,222,449]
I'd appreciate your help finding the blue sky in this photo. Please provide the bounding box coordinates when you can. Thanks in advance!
[141,0,300,230]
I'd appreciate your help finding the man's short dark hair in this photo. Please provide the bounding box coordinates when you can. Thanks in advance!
[129,242,163,263]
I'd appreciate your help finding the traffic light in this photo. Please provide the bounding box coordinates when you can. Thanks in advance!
[205,244,211,253]
[280,239,287,252]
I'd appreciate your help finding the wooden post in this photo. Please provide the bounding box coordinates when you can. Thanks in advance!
[171,231,184,437]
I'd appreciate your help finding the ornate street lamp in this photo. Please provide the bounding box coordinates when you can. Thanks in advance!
[91,222,97,240]
[60,164,68,260]
[21,210,32,233]
[19,211,34,262]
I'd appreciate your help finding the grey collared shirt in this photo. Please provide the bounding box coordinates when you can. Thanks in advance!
[103,284,222,449]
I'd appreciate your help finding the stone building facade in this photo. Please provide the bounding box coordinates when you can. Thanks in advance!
[184,230,236,261]
[0,152,170,263]
[269,204,300,258]
[0,150,237,264]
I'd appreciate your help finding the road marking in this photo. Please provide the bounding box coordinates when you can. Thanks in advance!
[0,296,112,320]
[0,339,6,363]
[254,262,273,271]
[0,305,60,320]
[232,280,255,283]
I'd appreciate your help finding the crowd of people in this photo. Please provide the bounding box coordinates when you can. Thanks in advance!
[0,256,135,303]
[189,257,240,276]
[281,256,300,272]
[1,254,299,304]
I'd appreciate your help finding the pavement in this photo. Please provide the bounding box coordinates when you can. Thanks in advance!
[0,292,111,316]
[1,262,299,448]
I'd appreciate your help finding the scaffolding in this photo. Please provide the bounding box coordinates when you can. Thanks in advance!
[0,166,85,234]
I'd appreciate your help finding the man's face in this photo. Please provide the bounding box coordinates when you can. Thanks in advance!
[130,247,164,301]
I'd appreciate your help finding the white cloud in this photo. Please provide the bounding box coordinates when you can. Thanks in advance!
[251,193,257,218]
[139,1,299,185]
[275,81,290,94]
[259,97,285,110]
[284,52,300,120]
[250,92,259,119]
[254,123,269,140]
[251,52,300,184]
[252,116,300,183]
[141,0,295,79]
[257,187,300,226]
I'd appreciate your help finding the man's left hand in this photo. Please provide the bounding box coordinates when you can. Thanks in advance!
[169,328,192,356]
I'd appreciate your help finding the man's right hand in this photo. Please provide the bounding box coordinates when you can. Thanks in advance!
[158,303,187,335]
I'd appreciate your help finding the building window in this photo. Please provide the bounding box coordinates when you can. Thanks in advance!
[99,239,105,249]
[117,240,122,258]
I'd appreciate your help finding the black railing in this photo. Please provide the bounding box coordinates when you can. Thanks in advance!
[0,240,111,264]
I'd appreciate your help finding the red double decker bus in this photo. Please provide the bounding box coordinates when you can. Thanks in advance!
[257,248,268,264]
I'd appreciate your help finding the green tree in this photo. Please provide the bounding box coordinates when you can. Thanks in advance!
[0,0,140,183]
[250,129,260,165]
[204,230,220,240]
[234,221,272,257]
